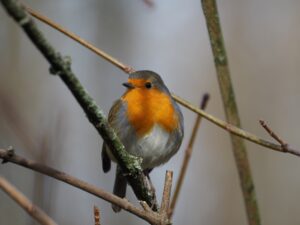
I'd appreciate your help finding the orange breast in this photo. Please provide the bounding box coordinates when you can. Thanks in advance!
[122,88,178,137]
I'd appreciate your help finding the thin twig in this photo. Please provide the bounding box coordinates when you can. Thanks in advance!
[94,206,101,225]
[159,171,173,224]
[0,148,161,225]
[259,120,288,151]
[201,0,260,224]
[168,94,209,218]
[24,5,300,158]
[172,94,300,156]
[0,176,58,225]
[24,6,134,73]
[0,0,157,211]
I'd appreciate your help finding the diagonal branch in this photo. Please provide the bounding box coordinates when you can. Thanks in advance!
[172,94,300,157]
[24,6,134,74]
[0,148,161,225]
[201,0,260,224]
[0,176,58,225]
[25,5,300,158]
[0,0,157,210]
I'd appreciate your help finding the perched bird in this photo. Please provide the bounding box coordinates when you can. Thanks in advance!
[102,70,184,212]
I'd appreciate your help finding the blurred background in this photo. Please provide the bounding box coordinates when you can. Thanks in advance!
[1,0,300,224]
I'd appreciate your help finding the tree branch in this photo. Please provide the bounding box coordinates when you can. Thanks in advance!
[172,95,300,157]
[168,94,209,218]
[0,148,162,225]
[0,176,58,225]
[201,0,260,224]
[24,6,134,74]
[0,0,157,210]
[24,5,300,158]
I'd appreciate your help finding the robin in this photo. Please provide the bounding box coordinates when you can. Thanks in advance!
[102,70,184,212]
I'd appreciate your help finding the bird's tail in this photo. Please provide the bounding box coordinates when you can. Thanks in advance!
[112,166,127,212]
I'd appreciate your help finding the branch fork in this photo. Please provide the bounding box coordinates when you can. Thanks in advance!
[141,170,174,225]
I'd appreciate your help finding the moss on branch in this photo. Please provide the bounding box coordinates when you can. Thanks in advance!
[0,0,157,210]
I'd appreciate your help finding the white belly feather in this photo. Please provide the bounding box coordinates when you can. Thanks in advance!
[127,124,177,169]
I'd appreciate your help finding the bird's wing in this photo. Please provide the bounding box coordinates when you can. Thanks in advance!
[101,99,124,173]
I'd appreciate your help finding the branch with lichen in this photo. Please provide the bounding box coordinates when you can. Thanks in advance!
[25,5,300,158]
[0,0,157,210]
[201,0,260,224]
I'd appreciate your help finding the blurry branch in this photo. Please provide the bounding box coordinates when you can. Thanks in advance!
[0,92,37,158]
[0,0,158,211]
[168,93,209,218]
[0,176,58,225]
[201,0,260,224]
[0,92,65,222]
[0,148,163,225]
[0,91,63,213]
[24,5,300,158]
[94,206,101,225]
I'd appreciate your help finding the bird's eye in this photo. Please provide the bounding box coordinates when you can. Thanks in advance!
[145,82,152,89]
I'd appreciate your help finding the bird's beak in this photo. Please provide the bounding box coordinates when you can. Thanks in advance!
[122,82,134,89]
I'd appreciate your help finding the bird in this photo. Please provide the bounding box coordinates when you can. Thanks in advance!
[101,70,184,212]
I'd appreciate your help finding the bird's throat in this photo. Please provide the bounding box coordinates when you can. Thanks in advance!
[122,88,178,136]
